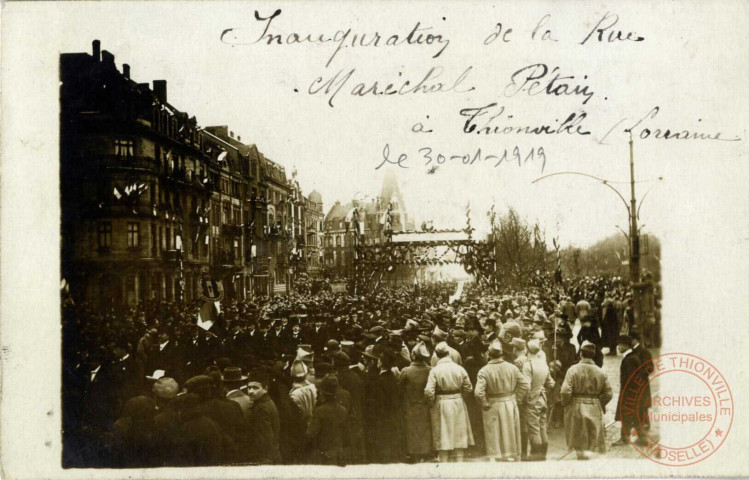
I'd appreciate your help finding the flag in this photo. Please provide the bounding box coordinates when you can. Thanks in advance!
[449,281,464,304]
[176,235,182,251]
[113,186,122,200]
[197,301,217,331]
[217,151,227,162]
[205,235,209,245]
[379,212,388,224]
[153,205,158,217]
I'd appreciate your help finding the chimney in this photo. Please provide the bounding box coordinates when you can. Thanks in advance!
[237,135,241,142]
[152,80,167,104]
[230,131,234,138]
[92,40,101,62]
[122,63,130,79]
[101,50,115,66]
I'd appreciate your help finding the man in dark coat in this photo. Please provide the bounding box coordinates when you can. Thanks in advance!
[369,350,405,463]
[306,316,328,356]
[613,334,652,446]
[333,351,365,464]
[172,393,225,466]
[306,375,349,465]
[246,368,282,464]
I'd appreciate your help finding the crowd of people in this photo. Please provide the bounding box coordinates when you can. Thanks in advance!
[62,275,660,467]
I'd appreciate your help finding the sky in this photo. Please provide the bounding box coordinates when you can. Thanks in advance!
[38,2,749,248]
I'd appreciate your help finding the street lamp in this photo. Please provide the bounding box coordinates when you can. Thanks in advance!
[532,138,662,338]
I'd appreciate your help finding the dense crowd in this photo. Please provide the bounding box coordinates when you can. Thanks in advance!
[62,275,660,467]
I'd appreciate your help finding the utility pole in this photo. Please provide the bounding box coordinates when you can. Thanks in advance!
[629,135,641,284]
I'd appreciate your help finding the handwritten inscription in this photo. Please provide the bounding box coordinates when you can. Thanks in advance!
[460,103,591,137]
[219,10,743,146]
[377,144,548,173]
[504,64,594,105]
[221,9,450,67]
[309,66,475,108]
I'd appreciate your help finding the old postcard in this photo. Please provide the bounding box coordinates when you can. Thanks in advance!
[1,1,748,478]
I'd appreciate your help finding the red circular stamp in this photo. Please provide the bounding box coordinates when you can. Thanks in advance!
[619,352,733,466]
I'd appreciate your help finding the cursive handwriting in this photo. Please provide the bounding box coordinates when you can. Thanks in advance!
[221,10,450,68]
[580,12,645,45]
[598,107,742,144]
[377,144,548,173]
[504,63,595,105]
[460,103,591,137]
[309,66,475,108]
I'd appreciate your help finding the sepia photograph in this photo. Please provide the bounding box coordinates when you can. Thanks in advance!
[1,1,748,478]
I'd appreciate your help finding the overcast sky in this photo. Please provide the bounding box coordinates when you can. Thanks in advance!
[41,1,749,248]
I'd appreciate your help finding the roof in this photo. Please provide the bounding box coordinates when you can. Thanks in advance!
[308,190,322,203]
[325,201,352,222]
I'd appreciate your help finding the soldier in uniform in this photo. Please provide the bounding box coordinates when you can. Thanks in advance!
[399,342,433,462]
[521,339,554,461]
[474,339,529,462]
[424,342,474,463]
[287,358,317,463]
[560,340,613,460]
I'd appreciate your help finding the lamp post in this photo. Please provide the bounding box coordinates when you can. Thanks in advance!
[532,138,662,336]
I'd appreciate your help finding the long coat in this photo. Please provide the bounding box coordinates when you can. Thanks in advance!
[369,370,405,463]
[399,361,433,455]
[424,357,474,451]
[475,358,529,458]
[560,358,613,452]
[615,345,652,423]
[247,393,282,464]
[306,396,349,465]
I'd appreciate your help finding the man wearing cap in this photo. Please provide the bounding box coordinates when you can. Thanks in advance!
[424,342,475,462]
[576,301,604,367]
[399,342,433,462]
[306,316,328,356]
[475,340,529,462]
[431,326,462,367]
[560,340,613,459]
[333,351,365,464]
[521,339,554,461]
[246,368,281,464]
[286,358,317,463]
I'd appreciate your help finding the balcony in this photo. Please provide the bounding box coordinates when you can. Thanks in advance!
[96,155,155,172]
[221,223,243,237]
[162,250,181,262]
[215,249,240,266]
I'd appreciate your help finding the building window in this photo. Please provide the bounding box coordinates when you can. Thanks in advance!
[115,139,134,158]
[98,222,112,249]
[127,222,140,248]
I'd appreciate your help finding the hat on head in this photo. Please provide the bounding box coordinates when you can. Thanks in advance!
[315,362,335,377]
[532,330,547,341]
[404,319,420,331]
[499,321,522,343]
[511,337,526,351]
[580,340,597,353]
[576,300,591,314]
[325,339,340,352]
[319,375,338,396]
[432,325,448,340]
[247,368,270,386]
[152,377,179,400]
[340,340,355,348]
[290,359,308,378]
[215,357,233,371]
[221,367,248,383]
[488,339,503,355]
[527,339,541,354]
[616,335,634,347]
[434,341,450,356]
[183,375,213,395]
[412,341,430,360]
[296,347,313,362]
[333,351,351,367]
[362,344,380,360]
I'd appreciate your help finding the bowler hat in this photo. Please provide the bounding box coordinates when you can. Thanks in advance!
[221,367,248,383]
